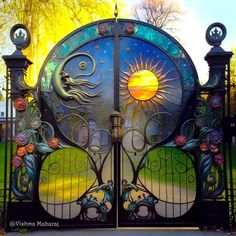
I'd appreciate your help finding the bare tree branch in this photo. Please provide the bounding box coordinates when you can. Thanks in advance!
[133,0,183,33]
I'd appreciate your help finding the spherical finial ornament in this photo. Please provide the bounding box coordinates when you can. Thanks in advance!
[206,22,226,47]
[10,24,31,50]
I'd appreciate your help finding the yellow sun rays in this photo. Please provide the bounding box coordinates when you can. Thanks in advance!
[128,70,158,100]
[120,54,179,112]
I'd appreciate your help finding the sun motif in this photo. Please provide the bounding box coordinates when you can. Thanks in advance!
[120,55,179,112]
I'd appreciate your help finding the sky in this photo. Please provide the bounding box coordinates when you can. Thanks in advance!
[126,0,236,83]
[178,0,236,83]
[179,0,236,48]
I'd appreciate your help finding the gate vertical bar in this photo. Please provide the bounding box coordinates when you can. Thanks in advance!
[226,50,235,229]
[2,66,9,229]
[113,5,120,227]
[114,5,120,112]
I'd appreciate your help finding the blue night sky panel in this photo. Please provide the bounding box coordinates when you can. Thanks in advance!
[119,37,182,115]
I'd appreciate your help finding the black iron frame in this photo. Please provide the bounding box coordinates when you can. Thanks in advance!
[1,19,235,232]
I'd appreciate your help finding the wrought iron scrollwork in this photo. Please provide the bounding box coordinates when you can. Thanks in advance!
[195,96,225,199]
[77,180,114,222]
[10,70,32,91]
[56,113,89,147]
[38,129,113,221]
[122,179,158,220]
[12,154,36,200]
[164,118,200,152]
[12,93,60,200]
[145,112,177,145]
[121,146,196,220]
[121,119,197,220]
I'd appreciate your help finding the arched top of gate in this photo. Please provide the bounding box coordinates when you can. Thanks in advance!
[39,18,198,92]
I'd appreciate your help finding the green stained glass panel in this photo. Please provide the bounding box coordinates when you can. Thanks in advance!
[167,42,183,58]
[134,24,182,58]
[134,23,196,89]
[41,59,58,91]
[56,25,99,58]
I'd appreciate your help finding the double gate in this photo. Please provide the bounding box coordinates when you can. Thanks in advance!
[1,19,234,231]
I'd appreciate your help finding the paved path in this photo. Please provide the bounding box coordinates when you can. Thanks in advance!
[4,229,234,236]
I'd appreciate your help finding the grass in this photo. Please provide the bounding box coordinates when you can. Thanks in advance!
[39,148,97,203]
[0,142,236,208]
[226,141,236,185]
[0,142,8,208]
[0,143,6,187]
[122,147,196,192]
[0,142,16,208]
[0,142,12,189]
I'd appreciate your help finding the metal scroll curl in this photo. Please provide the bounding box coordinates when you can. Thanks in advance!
[56,113,90,148]
[121,147,197,220]
[145,112,177,146]
[12,121,59,200]
[12,154,37,200]
[38,139,114,221]
[12,92,60,201]
[195,95,225,199]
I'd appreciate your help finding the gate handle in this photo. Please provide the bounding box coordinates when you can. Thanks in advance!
[110,110,124,142]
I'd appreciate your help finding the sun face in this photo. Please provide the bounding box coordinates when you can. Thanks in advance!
[120,55,179,112]
[128,70,158,101]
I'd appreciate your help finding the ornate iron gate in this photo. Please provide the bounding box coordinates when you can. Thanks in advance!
[2,20,233,231]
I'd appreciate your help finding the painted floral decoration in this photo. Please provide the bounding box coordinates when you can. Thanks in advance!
[175,135,186,146]
[214,154,224,165]
[14,97,27,111]
[98,24,107,35]
[48,137,60,149]
[126,23,135,34]
[12,156,23,168]
[209,95,222,108]
[210,144,218,153]
[25,143,35,153]
[17,147,27,157]
[200,143,208,152]
[15,132,30,146]
[209,130,223,144]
